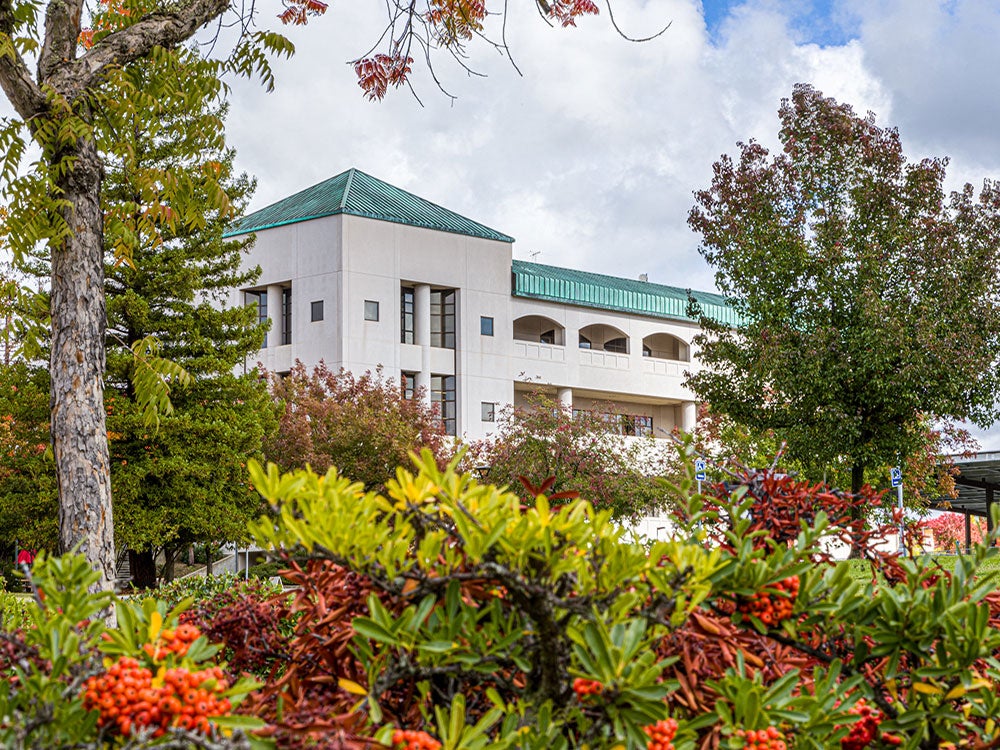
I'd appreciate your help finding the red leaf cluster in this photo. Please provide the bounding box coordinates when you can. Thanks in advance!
[546,0,599,27]
[278,0,329,26]
[354,54,414,101]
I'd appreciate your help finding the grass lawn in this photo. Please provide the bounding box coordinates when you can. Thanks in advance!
[840,554,1000,581]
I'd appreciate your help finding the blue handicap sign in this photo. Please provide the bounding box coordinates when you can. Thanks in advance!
[695,459,707,482]
[890,466,902,488]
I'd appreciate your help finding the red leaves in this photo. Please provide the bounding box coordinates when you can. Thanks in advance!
[278,0,328,26]
[546,0,599,27]
[353,54,414,101]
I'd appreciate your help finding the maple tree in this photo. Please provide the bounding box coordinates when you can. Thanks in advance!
[0,0,604,593]
[687,84,1000,497]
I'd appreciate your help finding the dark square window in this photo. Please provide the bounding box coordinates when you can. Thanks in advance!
[311,300,324,322]
[480,316,494,336]
[364,300,379,322]
[481,402,496,422]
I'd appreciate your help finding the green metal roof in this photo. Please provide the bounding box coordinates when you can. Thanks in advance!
[225,168,514,243]
[511,260,739,326]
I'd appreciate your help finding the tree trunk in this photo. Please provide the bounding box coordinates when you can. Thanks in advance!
[129,548,157,589]
[51,135,115,593]
[848,462,865,559]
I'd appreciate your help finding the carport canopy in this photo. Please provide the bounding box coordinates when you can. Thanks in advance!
[927,451,1000,537]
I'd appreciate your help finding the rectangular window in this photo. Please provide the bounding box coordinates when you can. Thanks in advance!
[480,316,494,336]
[364,300,380,322]
[245,290,268,348]
[430,289,456,349]
[311,300,324,322]
[281,287,292,345]
[400,286,415,344]
[628,415,653,437]
[481,402,496,422]
[431,374,456,436]
[401,371,417,400]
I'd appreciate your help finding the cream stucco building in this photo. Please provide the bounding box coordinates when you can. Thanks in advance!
[225,168,737,445]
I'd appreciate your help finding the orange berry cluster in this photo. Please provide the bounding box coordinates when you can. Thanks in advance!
[838,699,900,750]
[737,576,800,627]
[392,729,442,750]
[572,677,604,697]
[82,656,232,738]
[143,623,200,660]
[644,718,678,750]
[734,726,787,750]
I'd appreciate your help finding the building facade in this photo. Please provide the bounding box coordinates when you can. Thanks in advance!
[225,168,736,443]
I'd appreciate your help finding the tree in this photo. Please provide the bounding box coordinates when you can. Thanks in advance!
[469,390,672,519]
[0,0,603,592]
[98,50,274,588]
[687,84,1000,497]
[265,362,450,491]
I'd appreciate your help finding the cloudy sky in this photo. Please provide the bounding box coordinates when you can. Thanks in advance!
[221,0,1000,451]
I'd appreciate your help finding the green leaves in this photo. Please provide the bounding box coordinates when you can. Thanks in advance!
[127,334,193,430]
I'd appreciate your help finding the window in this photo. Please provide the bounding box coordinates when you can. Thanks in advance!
[578,333,591,349]
[364,300,380,321]
[311,300,324,322]
[628,415,653,437]
[281,287,292,345]
[480,316,494,336]
[401,371,417,400]
[245,290,268,347]
[540,329,556,345]
[430,289,456,349]
[431,374,456,435]
[604,337,627,354]
[642,344,652,357]
[400,286,415,344]
[481,402,496,422]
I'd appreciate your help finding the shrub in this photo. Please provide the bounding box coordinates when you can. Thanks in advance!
[241,448,1000,749]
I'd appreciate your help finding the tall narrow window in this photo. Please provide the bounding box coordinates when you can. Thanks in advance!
[281,287,292,345]
[430,289,456,349]
[401,286,415,344]
[245,290,268,348]
[401,371,417,400]
[431,374,456,435]
[311,300,324,322]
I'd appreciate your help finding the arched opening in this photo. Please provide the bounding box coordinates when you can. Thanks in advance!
[578,324,630,354]
[641,332,689,362]
[514,315,565,346]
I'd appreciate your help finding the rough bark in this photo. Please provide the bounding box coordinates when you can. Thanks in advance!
[0,0,231,592]
[50,135,117,591]
[129,548,157,589]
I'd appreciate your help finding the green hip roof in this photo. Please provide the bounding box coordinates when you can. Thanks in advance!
[224,168,514,243]
[511,260,739,326]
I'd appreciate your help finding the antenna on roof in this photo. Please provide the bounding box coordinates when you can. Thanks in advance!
[639,273,648,282]
[529,250,541,261]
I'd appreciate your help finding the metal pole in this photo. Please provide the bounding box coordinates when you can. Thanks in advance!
[897,482,904,553]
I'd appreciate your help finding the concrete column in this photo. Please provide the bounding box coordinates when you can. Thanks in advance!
[557,387,573,412]
[681,401,697,435]
[415,284,432,406]
[266,284,283,347]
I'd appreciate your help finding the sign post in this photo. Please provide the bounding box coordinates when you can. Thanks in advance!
[891,466,903,551]
[695,458,707,494]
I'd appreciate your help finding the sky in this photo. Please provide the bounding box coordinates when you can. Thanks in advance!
[219,0,1000,452]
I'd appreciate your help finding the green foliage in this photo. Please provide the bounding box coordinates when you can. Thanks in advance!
[687,84,1000,492]
[469,390,674,519]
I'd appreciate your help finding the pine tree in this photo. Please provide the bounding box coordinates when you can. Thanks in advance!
[100,52,273,588]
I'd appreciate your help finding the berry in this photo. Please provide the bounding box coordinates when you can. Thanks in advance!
[572,677,604,697]
[644,718,678,750]
[392,729,442,750]
[836,699,883,750]
[737,576,800,627]
[734,726,787,750]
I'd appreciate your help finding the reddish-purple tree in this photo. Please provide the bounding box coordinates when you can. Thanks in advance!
[265,362,452,491]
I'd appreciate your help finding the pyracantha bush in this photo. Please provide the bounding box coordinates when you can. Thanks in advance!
[239,446,1000,750]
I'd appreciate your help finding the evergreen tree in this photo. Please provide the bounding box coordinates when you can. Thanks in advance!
[100,51,273,588]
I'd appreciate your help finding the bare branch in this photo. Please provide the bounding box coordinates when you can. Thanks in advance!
[604,0,671,43]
